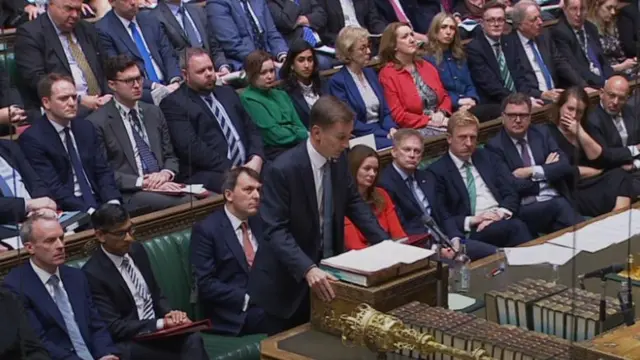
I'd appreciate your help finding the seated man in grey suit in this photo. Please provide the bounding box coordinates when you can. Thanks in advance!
[88,55,194,213]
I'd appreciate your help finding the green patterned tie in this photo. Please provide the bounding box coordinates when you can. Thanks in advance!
[464,162,477,215]
[493,42,515,92]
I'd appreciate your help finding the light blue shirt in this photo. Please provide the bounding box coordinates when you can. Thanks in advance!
[509,134,559,202]
[392,162,430,215]
[48,12,89,96]
[0,156,30,200]
[166,3,203,46]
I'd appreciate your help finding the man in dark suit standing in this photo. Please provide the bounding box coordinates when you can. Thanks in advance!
[429,111,533,248]
[379,129,497,261]
[507,1,593,102]
[96,0,182,100]
[160,48,264,193]
[586,75,640,194]
[19,73,122,213]
[190,167,267,335]
[83,204,209,360]
[617,0,638,58]
[316,0,386,46]
[466,1,537,106]
[152,0,232,74]
[249,96,389,335]
[551,0,613,88]
[88,55,193,213]
[486,93,583,235]
[3,214,120,360]
[15,0,112,113]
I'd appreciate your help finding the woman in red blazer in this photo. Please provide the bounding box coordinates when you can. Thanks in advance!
[344,145,406,250]
[378,22,453,132]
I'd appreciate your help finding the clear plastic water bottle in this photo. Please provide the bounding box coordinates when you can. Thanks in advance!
[550,264,560,284]
[458,239,471,293]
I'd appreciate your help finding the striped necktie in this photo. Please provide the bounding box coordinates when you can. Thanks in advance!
[203,95,244,166]
[64,33,101,96]
[464,162,476,215]
[129,109,160,174]
[121,256,155,320]
[493,42,515,92]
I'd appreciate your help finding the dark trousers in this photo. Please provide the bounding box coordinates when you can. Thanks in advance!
[465,239,498,260]
[518,197,583,235]
[118,332,209,360]
[239,306,269,335]
[264,291,311,336]
[471,218,533,248]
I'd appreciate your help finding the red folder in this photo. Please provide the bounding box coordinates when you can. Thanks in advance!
[134,319,212,341]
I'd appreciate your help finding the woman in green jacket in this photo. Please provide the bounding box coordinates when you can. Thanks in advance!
[241,50,308,160]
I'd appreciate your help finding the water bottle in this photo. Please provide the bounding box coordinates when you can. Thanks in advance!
[550,264,560,285]
[457,239,471,293]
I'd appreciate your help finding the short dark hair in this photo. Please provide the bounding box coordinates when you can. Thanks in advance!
[244,50,273,86]
[309,95,355,129]
[105,55,140,81]
[37,73,75,100]
[179,47,210,70]
[91,204,130,232]
[221,167,261,202]
[483,0,507,13]
[501,92,532,113]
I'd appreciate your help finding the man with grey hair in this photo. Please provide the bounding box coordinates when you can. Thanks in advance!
[505,0,593,102]
[3,214,120,360]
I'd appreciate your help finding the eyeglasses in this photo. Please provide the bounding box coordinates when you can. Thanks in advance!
[106,227,136,238]
[484,17,506,25]
[114,76,143,86]
[503,113,531,121]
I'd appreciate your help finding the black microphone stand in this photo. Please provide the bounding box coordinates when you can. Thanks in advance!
[599,274,607,333]
[426,226,446,308]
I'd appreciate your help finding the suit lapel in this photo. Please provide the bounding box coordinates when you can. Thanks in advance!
[106,101,138,170]
[220,213,250,273]
[415,170,435,210]
[23,264,68,333]
[93,248,137,307]
[300,145,320,230]
[341,68,366,116]
[598,106,624,146]
[159,3,189,43]
[189,89,222,135]
[75,25,102,88]
[445,155,471,213]
[137,17,162,68]
[480,36,501,74]
[139,103,162,162]
[41,116,71,167]
[500,129,524,168]
[290,87,310,118]
[60,268,89,341]
[472,151,500,201]
[187,5,208,48]
[44,16,72,74]
[526,129,545,165]
[111,12,143,60]
[390,165,421,212]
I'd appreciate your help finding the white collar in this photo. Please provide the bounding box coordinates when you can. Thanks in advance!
[509,133,529,146]
[306,139,327,170]
[392,162,412,181]
[101,245,130,268]
[449,150,472,169]
[115,11,138,31]
[48,118,69,134]
[30,259,60,286]
[224,204,247,231]
[517,30,533,46]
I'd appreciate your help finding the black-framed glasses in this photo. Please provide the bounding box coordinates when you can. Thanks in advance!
[114,76,143,86]
[106,227,136,238]
[503,113,531,121]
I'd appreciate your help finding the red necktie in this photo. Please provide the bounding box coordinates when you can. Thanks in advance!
[241,222,255,267]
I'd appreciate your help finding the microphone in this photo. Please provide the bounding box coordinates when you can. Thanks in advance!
[421,214,457,250]
[578,264,625,280]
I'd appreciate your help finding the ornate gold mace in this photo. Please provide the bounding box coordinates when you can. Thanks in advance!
[334,303,495,360]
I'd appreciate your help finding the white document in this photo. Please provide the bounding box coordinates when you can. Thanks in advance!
[448,293,477,311]
[349,134,376,150]
[183,184,207,195]
[216,71,246,86]
[151,85,171,106]
[1,236,22,250]
[315,45,336,56]
[321,241,435,273]
[505,243,580,266]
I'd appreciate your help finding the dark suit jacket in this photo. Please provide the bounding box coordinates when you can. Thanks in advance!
[267,0,327,44]
[374,0,438,34]
[466,30,534,104]
[190,209,264,335]
[3,263,118,360]
[152,1,230,70]
[18,116,121,212]
[585,104,640,166]
[317,0,387,46]
[96,10,181,90]
[87,100,180,192]
[505,29,586,97]
[617,0,638,58]
[159,84,264,190]
[0,139,51,223]
[427,148,520,239]
[248,143,388,319]
[486,125,574,198]
[0,288,49,360]
[378,164,440,235]
[82,242,172,343]
[550,15,613,88]
[15,15,107,110]
[283,80,326,128]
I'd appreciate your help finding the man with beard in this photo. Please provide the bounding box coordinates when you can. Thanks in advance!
[159,48,264,193]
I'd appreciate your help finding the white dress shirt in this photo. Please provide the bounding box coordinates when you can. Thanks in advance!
[338,0,361,27]
[115,13,165,82]
[0,156,31,200]
[601,103,640,169]
[306,139,328,228]
[517,31,553,92]
[448,152,512,231]
[347,67,380,124]
[30,259,64,299]
[48,13,89,96]
[102,246,164,330]
[392,162,430,215]
[299,82,320,109]
[224,205,257,311]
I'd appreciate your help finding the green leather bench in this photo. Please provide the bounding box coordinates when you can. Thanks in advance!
[66,229,265,360]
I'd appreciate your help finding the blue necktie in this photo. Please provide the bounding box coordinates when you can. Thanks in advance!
[322,162,333,258]
[0,162,15,197]
[527,39,554,90]
[178,6,201,47]
[203,95,244,166]
[63,127,97,209]
[129,22,160,83]
[129,109,160,174]
[48,275,93,360]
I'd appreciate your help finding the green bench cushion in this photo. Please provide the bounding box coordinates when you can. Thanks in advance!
[203,333,266,360]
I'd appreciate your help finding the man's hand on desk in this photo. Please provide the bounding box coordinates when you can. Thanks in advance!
[163,310,192,329]
[305,267,336,302]
[143,171,172,189]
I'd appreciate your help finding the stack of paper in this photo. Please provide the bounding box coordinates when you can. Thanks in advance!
[505,243,580,266]
[321,241,434,273]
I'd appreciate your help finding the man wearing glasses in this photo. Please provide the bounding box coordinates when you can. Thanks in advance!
[486,92,583,235]
[83,204,210,360]
[88,55,193,213]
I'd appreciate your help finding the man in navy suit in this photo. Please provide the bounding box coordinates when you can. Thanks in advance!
[466,1,537,106]
[429,111,533,248]
[160,48,264,193]
[248,96,388,335]
[486,93,583,235]
[190,167,267,335]
[83,204,209,360]
[379,129,497,261]
[3,214,120,360]
[207,0,289,70]
[96,0,182,101]
[19,73,122,213]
